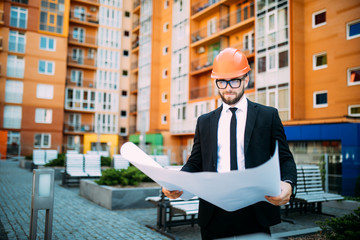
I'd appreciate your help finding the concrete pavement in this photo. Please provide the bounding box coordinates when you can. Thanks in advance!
[1,159,359,240]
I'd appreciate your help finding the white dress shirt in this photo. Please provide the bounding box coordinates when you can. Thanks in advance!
[217,95,248,172]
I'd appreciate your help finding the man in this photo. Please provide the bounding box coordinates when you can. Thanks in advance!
[163,48,297,239]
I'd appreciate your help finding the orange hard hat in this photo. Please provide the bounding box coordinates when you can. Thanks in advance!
[211,48,251,79]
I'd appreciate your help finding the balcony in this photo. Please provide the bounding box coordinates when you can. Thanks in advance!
[191,0,220,16]
[64,123,95,133]
[130,104,137,114]
[72,0,99,6]
[132,37,139,50]
[132,19,140,31]
[70,11,99,27]
[0,10,4,25]
[131,61,138,71]
[66,76,96,88]
[67,55,97,69]
[189,84,217,100]
[130,82,138,94]
[10,0,29,3]
[191,11,254,47]
[0,37,3,51]
[68,33,97,48]
[133,0,140,14]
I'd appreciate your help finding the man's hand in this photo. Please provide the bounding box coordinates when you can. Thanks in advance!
[265,181,292,206]
[162,187,183,199]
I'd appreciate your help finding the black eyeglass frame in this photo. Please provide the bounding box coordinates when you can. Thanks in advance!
[215,73,249,89]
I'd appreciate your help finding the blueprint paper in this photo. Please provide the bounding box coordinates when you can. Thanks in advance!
[120,142,281,212]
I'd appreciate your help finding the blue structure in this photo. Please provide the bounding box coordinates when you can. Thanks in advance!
[284,123,360,196]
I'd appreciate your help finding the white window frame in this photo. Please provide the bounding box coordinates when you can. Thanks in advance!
[161,114,167,124]
[9,30,26,53]
[5,80,23,103]
[312,9,326,29]
[347,66,360,86]
[313,52,327,70]
[35,108,53,124]
[34,133,51,148]
[163,22,169,32]
[313,90,328,108]
[348,104,360,117]
[10,6,28,29]
[36,84,54,99]
[7,55,25,78]
[3,105,22,129]
[71,70,83,86]
[162,69,168,78]
[267,50,277,72]
[207,17,217,36]
[38,60,55,75]
[40,36,56,51]
[346,19,360,40]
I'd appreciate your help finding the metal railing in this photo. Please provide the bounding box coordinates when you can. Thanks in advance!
[189,84,216,100]
[67,55,97,68]
[70,10,99,25]
[63,123,94,133]
[191,0,219,16]
[68,33,97,45]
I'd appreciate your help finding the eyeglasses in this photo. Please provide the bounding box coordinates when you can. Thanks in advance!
[215,73,248,89]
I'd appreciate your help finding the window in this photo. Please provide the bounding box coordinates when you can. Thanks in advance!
[207,18,217,36]
[40,36,55,51]
[120,110,127,118]
[164,0,169,9]
[312,9,326,28]
[163,22,169,32]
[313,52,327,70]
[36,84,54,99]
[279,50,289,68]
[268,51,276,71]
[162,93,168,102]
[5,80,23,103]
[348,105,360,117]
[7,55,24,78]
[258,56,266,73]
[120,127,127,136]
[124,11,130,18]
[347,19,360,40]
[38,60,54,75]
[314,91,328,108]
[122,70,128,77]
[71,70,83,86]
[161,114,167,124]
[34,133,51,148]
[35,108,53,124]
[3,106,22,129]
[347,67,360,86]
[163,46,168,55]
[121,90,128,97]
[124,30,130,37]
[39,0,65,34]
[9,31,25,53]
[162,69,168,78]
[123,50,129,56]
[73,27,85,43]
[10,6,28,29]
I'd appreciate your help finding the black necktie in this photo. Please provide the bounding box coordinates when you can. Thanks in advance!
[229,107,238,170]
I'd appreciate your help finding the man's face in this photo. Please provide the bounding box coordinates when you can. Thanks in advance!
[217,75,249,106]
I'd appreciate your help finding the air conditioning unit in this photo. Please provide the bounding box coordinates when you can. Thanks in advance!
[90,7,96,12]
[198,46,205,54]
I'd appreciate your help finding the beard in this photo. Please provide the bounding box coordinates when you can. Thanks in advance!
[218,87,245,105]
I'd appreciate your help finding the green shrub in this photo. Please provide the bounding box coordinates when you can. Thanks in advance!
[95,166,153,186]
[44,153,65,167]
[100,156,111,167]
[318,207,360,240]
[25,154,32,160]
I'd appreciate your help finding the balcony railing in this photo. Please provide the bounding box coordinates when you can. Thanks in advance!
[191,51,217,72]
[191,0,219,16]
[70,10,99,25]
[67,55,97,68]
[131,61,138,70]
[63,123,94,133]
[190,84,217,100]
[132,38,139,50]
[133,19,140,29]
[191,8,254,44]
[66,76,96,88]
[130,104,137,113]
[130,82,137,92]
[129,125,136,134]
[257,28,288,51]
[68,33,97,46]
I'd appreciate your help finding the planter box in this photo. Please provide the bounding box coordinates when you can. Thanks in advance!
[80,179,161,210]
[19,159,32,169]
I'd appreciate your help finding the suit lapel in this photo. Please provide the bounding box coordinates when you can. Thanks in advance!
[210,105,222,171]
[244,100,258,157]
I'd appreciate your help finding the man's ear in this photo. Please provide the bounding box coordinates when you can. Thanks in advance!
[244,76,250,88]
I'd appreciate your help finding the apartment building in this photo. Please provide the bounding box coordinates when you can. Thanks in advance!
[129,0,174,154]
[0,0,70,156]
[64,0,131,155]
[283,0,360,196]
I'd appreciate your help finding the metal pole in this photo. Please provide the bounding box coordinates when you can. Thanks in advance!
[325,153,329,192]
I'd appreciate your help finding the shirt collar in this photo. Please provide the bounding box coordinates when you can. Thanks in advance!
[222,95,247,114]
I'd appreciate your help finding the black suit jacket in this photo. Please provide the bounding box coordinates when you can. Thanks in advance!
[181,99,297,227]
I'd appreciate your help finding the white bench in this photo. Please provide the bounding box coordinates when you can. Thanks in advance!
[32,149,58,169]
[84,154,101,177]
[113,155,129,170]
